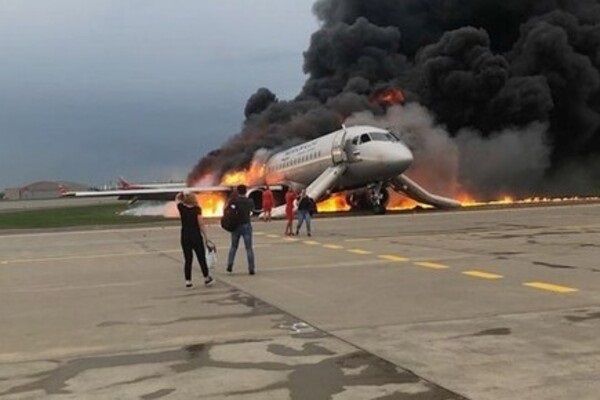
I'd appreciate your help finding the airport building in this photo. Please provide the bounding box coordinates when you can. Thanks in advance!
[2,181,89,200]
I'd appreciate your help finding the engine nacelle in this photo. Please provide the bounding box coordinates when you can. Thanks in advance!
[247,187,287,214]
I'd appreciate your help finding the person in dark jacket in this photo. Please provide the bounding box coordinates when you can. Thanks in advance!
[295,189,315,237]
[176,192,214,288]
[226,185,256,275]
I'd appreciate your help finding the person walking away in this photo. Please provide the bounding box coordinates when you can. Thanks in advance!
[295,189,314,237]
[284,188,297,236]
[261,186,274,222]
[176,192,214,288]
[226,184,257,275]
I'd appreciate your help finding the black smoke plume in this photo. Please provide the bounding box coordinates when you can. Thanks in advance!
[188,0,600,197]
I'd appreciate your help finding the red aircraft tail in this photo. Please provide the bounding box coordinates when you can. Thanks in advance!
[118,176,135,189]
[58,184,69,195]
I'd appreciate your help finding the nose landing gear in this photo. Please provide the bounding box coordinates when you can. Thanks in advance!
[369,182,388,215]
[345,182,389,214]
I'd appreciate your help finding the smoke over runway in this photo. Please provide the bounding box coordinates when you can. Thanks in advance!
[188,0,600,199]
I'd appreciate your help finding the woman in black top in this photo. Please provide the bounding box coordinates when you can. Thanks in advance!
[176,192,214,288]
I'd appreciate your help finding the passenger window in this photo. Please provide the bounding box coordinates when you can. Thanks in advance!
[360,134,371,144]
[352,137,358,145]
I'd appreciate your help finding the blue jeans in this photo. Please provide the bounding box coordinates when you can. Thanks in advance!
[296,210,311,234]
[227,223,255,272]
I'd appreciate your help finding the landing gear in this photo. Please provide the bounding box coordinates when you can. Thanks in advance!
[346,183,389,214]
[372,203,386,215]
[369,182,388,215]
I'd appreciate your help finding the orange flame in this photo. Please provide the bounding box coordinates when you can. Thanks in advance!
[316,194,351,213]
[370,88,406,107]
[387,191,427,210]
[459,195,600,207]
[160,192,227,219]
[219,161,266,186]
[196,192,227,217]
[311,189,600,214]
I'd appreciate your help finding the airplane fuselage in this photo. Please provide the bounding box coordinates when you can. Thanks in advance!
[64,124,460,212]
[264,126,413,192]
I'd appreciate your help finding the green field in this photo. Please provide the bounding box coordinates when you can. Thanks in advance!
[0,204,171,230]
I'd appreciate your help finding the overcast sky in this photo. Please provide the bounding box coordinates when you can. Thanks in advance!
[0,0,318,189]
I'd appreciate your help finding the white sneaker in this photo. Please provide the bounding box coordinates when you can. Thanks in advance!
[204,277,215,287]
[185,280,193,288]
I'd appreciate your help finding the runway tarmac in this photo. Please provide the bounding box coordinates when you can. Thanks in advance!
[1,203,599,399]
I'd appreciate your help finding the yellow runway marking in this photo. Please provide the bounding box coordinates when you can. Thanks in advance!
[283,237,299,242]
[323,244,344,249]
[378,255,409,262]
[348,249,372,255]
[462,270,503,280]
[266,234,279,238]
[415,261,449,270]
[254,232,265,235]
[524,282,578,294]
[344,238,373,243]
[304,240,321,246]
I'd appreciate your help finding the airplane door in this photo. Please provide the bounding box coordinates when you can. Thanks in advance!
[331,127,347,165]
[344,138,361,163]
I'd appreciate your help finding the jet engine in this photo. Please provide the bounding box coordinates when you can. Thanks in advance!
[247,187,286,215]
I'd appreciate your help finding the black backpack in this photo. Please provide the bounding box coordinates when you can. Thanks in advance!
[221,202,242,232]
[309,198,318,216]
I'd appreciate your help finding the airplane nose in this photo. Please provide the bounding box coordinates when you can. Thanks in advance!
[392,142,413,172]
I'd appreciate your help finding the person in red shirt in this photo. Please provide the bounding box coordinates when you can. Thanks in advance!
[284,188,297,235]
[261,185,274,222]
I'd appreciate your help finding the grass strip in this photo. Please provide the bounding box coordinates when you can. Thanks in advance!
[0,204,167,229]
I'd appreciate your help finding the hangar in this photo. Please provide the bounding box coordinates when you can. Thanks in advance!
[2,181,89,200]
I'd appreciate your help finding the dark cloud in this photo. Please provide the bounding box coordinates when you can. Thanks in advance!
[244,88,278,119]
[190,0,600,196]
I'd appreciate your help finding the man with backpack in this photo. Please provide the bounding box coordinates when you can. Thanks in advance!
[223,184,256,275]
[295,189,317,237]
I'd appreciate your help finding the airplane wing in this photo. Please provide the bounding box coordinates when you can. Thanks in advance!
[62,186,232,202]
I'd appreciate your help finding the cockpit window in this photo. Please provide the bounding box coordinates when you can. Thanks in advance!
[352,132,398,145]
[370,132,398,142]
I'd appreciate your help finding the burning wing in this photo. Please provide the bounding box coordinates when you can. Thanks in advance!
[62,184,286,214]
[61,186,231,202]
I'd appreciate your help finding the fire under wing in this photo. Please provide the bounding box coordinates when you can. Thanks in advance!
[262,125,460,218]
[61,186,232,202]
[63,124,461,215]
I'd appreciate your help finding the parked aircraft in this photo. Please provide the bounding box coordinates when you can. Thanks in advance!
[62,125,460,214]
[118,177,184,190]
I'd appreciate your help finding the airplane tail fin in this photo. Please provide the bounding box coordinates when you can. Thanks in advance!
[118,176,133,189]
[391,175,461,209]
[58,184,70,196]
